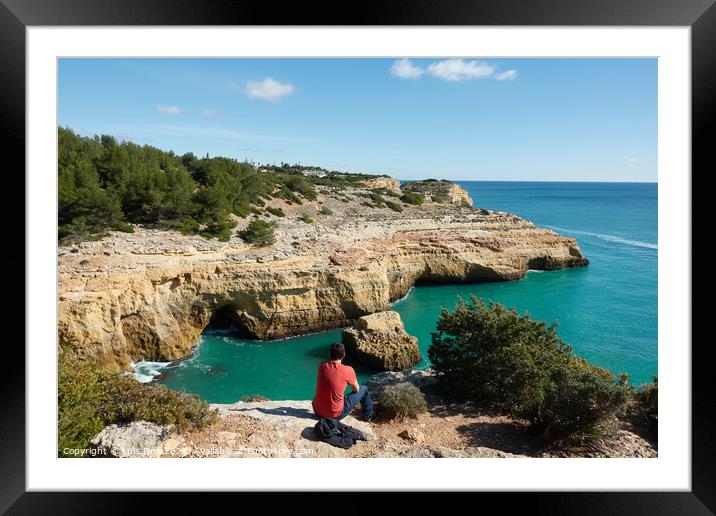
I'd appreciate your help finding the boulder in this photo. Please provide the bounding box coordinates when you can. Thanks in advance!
[398,428,426,443]
[342,311,421,371]
[89,421,172,458]
[365,368,437,397]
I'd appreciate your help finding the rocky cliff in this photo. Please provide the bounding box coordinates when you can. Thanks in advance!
[401,179,473,206]
[360,175,401,191]
[58,181,587,370]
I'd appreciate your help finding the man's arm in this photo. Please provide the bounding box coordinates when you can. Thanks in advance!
[347,367,359,392]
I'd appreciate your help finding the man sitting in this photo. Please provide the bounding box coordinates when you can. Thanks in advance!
[312,343,374,421]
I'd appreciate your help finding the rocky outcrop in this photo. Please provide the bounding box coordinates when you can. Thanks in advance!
[365,368,437,397]
[342,311,421,371]
[58,181,588,371]
[401,179,473,207]
[89,421,180,458]
[360,175,401,191]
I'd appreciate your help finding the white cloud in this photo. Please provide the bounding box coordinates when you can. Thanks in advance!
[201,108,218,118]
[245,78,294,102]
[495,69,518,81]
[156,105,183,115]
[627,157,641,163]
[391,59,423,79]
[427,59,496,81]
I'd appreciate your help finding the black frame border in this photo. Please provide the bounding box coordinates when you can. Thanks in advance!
[4,0,713,513]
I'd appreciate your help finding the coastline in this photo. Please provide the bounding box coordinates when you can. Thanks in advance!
[59,180,588,372]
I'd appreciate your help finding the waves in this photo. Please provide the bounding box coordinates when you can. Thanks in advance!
[389,286,415,306]
[545,225,657,250]
[129,360,173,383]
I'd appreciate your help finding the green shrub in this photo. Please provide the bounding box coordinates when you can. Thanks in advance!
[112,221,135,233]
[298,213,314,224]
[239,219,276,246]
[431,194,450,203]
[200,218,236,242]
[283,176,317,200]
[400,191,425,205]
[265,206,286,217]
[479,208,490,215]
[429,296,629,439]
[378,382,428,420]
[385,200,404,213]
[633,376,658,433]
[319,206,333,215]
[58,353,217,457]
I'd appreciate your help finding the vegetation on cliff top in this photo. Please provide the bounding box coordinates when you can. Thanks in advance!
[58,127,380,244]
[239,219,277,247]
[58,353,217,457]
[429,297,639,440]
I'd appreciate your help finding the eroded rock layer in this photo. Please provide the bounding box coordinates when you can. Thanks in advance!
[58,184,587,370]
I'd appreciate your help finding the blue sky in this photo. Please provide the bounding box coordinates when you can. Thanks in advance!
[58,58,657,182]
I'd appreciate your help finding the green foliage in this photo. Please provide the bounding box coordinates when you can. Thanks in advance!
[633,376,658,433]
[385,200,404,212]
[428,297,629,439]
[431,194,450,203]
[58,128,363,243]
[378,382,428,420]
[283,175,317,200]
[298,213,314,224]
[319,206,333,215]
[112,221,135,233]
[265,206,286,217]
[479,208,490,215]
[360,191,386,208]
[58,353,217,457]
[400,191,426,205]
[239,219,276,246]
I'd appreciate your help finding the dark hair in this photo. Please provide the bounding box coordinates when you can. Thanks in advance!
[330,343,345,361]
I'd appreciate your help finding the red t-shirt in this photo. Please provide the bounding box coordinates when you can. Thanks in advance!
[312,361,357,418]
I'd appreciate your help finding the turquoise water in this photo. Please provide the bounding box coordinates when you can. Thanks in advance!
[141,182,657,403]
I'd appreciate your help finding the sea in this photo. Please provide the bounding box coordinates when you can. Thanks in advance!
[132,181,658,403]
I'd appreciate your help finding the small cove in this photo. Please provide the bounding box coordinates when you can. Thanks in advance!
[135,181,657,403]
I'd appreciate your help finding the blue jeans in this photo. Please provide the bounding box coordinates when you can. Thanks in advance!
[337,385,374,420]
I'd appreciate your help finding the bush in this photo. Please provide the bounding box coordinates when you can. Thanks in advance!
[478,208,490,215]
[633,376,658,433]
[298,213,314,224]
[58,353,217,457]
[265,206,286,217]
[428,297,628,439]
[241,394,269,402]
[378,382,428,420]
[431,194,450,203]
[400,191,425,205]
[385,200,403,213]
[112,221,135,233]
[200,217,236,241]
[319,206,333,215]
[239,219,276,246]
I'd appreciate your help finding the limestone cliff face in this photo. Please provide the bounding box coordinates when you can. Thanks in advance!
[401,180,473,206]
[58,186,588,371]
[361,176,401,191]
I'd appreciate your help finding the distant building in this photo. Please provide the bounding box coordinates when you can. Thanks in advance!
[301,169,327,178]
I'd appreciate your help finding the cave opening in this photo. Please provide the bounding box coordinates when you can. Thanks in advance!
[205,304,257,339]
